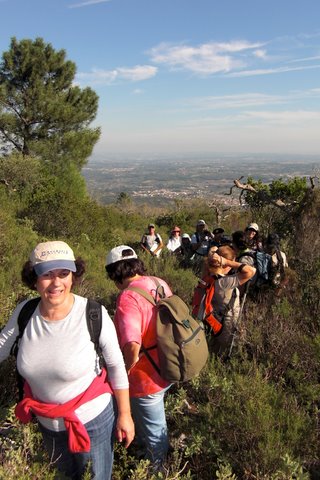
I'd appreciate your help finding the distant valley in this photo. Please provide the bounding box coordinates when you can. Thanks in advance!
[82,153,319,206]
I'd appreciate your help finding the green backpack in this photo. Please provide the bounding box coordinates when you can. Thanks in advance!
[127,278,208,383]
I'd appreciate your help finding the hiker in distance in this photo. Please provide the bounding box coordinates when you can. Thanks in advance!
[209,227,228,248]
[105,245,172,468]
[140,223,163,257]
[232,231,258,286]
[191,219,213,256]
[265,233,289,294]
[191,219,214,274]
[179,233,194,267]
[0,241,134,480]
[166,225,182,254]
[244,222,263,252]
[203,245,256,355]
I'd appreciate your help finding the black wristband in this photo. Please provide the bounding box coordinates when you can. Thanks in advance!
[238,263,246,272]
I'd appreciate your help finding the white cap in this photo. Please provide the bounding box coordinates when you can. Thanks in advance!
[106,245,137,266]
[182,233,191,240]
[30,241,76,276]
[197,219,206,226]
[246,222,259,232]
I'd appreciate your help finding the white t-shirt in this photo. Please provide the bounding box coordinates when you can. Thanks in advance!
[0,294,128,431]
[141,233,163,256]
[271,251,288,268]
[166,236,182,252]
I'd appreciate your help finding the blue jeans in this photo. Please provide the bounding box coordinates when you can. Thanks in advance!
[130,385,171,466]
[38,399,115,480]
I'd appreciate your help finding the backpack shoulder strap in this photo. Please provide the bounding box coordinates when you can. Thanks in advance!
[238,251,256,261]
[10,297,41,366]
[11,297,41,357]
[125,284,161,375]
[126,286,157,305]
[86,299,103,353]
[126,276,166,305]
[17,297,41,332]
[150,276,166,300]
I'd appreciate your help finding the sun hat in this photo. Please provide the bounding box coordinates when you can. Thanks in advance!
[148,223,155,228]
[182,233,191,240]
[30,241,76,276]
[246,222,259,232]
[213,227,224,235]
[197,219,206,226]
[106,245,138,266]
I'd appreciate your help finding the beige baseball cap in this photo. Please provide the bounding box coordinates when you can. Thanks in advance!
[30,241,76,276]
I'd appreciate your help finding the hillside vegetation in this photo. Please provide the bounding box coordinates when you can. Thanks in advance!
[0,151,320,479]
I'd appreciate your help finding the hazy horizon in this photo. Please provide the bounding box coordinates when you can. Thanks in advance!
[88,151,320,165]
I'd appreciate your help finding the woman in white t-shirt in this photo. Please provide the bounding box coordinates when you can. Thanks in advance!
[166,226,182,254]
[0,241,134,480]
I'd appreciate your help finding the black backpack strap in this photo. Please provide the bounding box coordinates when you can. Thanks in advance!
[86,299,102,355]
[11,297,41,401]
[11,297,41,357]
[140,344,161,376]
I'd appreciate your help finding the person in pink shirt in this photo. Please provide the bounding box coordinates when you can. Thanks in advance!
[105,245,172,468]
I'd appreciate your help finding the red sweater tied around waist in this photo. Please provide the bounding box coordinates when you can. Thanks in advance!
[15,369,113,453]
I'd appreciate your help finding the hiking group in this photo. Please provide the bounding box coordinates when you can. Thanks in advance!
[0,222,288,479]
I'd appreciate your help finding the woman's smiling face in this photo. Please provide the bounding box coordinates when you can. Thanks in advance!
[36,269,73,307]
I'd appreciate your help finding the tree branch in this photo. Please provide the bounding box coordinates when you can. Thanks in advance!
[227,177,290,209]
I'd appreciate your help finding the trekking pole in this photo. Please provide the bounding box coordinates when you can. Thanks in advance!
[227,280,250,359]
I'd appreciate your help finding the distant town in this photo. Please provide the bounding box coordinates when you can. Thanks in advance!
[82,153,319,206]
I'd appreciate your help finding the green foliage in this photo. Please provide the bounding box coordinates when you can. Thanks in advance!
[0,37,100,167]
[269,177,308,203]
[0,416,56,479]
[117,191,132,206]
[243,176,309,238]
[1,165,320,479]
[0,153,43,201]
[164,358,317,479]
[156,199,216,234]
[0,186,38,319]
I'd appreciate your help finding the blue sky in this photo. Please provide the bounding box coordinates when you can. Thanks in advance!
[1,0,320,158]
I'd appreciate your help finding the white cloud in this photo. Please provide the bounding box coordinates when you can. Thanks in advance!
[117,66,157,81]
[68,0,110,8]
[253,49,267,59]
[243,110,320,125]
[186,93,286,110]
[184,88,320,111]
[188,110,320,127]
[148,40,265,75]
[286,55,320,64]
[132,89,144,95]
[76,65,157,85]
[146,33,320,78]
[227,63,320,77]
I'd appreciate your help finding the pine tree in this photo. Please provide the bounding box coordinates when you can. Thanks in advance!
[0,37,100,168]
